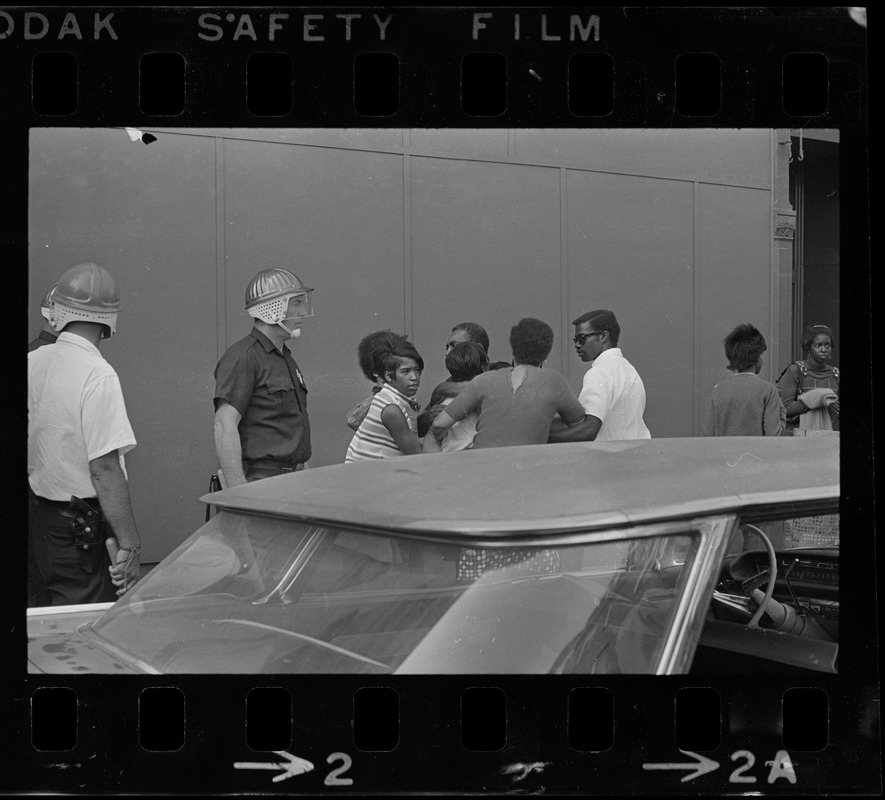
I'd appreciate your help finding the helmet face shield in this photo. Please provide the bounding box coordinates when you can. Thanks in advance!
[283,291,314,321]
[247,290,315,335]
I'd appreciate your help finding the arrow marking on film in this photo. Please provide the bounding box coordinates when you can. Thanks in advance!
[234,751,314,783]
[642,750,720,782]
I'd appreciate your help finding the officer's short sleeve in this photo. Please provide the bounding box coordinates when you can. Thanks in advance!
[81,373,137,461]
[214,344,258,417]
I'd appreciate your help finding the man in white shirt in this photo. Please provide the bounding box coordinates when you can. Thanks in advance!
[549,309,651,442]
[28,263,142,606]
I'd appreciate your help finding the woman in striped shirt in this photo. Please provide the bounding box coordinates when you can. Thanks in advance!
[345,338,425,462]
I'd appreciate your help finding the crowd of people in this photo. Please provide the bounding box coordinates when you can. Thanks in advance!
[27,263,840,607]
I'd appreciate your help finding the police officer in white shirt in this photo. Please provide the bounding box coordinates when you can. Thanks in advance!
[28,263,142,606]
[549,309,651,443]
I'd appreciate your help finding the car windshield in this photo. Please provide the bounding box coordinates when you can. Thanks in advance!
[88,512,701,674]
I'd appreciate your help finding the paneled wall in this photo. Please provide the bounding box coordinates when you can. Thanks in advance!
[29,128,782,561]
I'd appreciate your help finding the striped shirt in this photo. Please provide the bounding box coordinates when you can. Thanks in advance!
[345,384,418,462]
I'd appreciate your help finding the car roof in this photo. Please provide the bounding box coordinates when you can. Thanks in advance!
[204,437,839,537]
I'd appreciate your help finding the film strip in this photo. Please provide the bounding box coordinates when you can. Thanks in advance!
[3,5,876,796]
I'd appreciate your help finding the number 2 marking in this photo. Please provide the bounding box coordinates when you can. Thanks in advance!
[324,752,353,786]
[729,750,757,784]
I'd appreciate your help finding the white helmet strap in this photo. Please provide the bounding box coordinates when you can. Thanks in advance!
[50,301,118,337]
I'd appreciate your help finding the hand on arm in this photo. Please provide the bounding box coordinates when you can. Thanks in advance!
[549,415,568,435]
[552,374,605,443]
[381,404,424,455]
[214,402,247,487]
[429,380,465,406]
[548,414,602,443]
[417,404,445,438]
[422,431,442,452]
[417,380,463,437]
[89,450,142,595]
[429,409,457,446]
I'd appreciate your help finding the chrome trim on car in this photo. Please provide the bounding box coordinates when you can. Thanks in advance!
[657,515,738,674]
[26,601,114,617]
[253,526,327,604]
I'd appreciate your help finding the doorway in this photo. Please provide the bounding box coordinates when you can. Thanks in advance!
[789,132,840,365]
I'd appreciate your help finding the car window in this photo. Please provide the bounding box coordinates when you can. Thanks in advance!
[86,511,706,675]
[697,508,839,674]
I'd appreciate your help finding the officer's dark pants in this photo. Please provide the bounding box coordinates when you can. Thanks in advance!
[28,492,116,607]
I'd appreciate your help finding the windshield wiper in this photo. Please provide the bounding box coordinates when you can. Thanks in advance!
[212,618,392,670]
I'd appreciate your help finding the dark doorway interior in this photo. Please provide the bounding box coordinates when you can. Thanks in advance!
[789,135,840,366]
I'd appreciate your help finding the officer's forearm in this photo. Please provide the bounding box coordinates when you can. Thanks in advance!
[214,420,247,486]
[88,452,141,551]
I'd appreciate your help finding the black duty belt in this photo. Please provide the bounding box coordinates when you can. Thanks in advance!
[30,493,99,514]
[245,462,305,476]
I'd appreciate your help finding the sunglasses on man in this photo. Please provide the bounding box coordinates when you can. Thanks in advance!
[573,331,606,346]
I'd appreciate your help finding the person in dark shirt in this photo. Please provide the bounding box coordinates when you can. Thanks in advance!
[28,282,59,351]
[213,269,315,486]
[417,321,511,436]
[776,323,840,433]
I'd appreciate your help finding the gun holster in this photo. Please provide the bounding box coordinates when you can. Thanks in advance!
[68,496,105,550]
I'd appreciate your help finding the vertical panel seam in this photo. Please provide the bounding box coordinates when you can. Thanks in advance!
[769,130,778,383]
[403,150,412,337]
[693,180,700,436]
[560,167,569,378]
[215,136,226,364]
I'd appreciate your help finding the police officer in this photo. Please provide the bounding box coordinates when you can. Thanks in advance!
[28,263,143,606]
[27,282,59,351]
[214,269,314,486]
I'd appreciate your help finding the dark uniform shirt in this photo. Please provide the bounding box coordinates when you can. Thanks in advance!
[214,328,311,467]
[28,329,59,352]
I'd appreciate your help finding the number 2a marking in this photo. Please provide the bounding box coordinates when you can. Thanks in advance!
[729,750,757,784]
[324,752,353,786]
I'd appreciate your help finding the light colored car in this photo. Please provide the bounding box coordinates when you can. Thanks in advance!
[28,437,839,675]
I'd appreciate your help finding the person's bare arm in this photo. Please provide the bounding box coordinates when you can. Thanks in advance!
[430,380,465,406]
[547,414,603,443]
[214,402,247,487]
[381,404,423,455]
[429,409,458,445]
[89,451,142,594]
[417,380,463,437]
[417,404,444,438]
